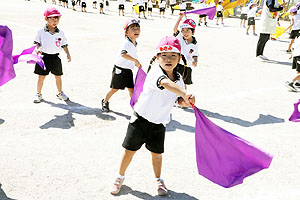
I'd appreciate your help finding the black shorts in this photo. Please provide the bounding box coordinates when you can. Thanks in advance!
[240,14,247,20]
[148,7,152,11]
[93,1,97,3]
[139,5,145,12]
[110,65,134,89]
[180,9,186,12]
[62,0,67,2]
[289,30,300,39]
[106,0,109,6]
[176,64,192,85]
[292,56,300,72]
[119,4,124,10]
[34,53,63,76]
[248,17,255,25]
[160,8,165,12]
[100,2,103,8]
[199,14,207,18]
[122,113,166,154]
[81,2,86,7]
[72,1,76,6]
[217,11,223,17]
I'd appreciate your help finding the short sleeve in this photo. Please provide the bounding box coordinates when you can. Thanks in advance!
[120,41,130,55]
[60,31,68,48]
[34,30,41,45]
[146,66,168,91]
[192,44,199,57]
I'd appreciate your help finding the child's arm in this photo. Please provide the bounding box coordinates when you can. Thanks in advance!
[284,18,294,32]
[173,14,184,35]
[63,46,71,62]
[121,52,142,68]
[160,78,195,107]
[192,56,198,67]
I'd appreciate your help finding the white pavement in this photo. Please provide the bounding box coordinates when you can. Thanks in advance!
[0,0,300,200]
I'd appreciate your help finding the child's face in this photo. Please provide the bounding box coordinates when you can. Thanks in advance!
[126,24,140,40]
[45,16,60,28]
[181,28,194,40]
[157,52,181,72]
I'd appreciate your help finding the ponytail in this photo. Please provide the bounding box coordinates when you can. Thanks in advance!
[148,55,157,73]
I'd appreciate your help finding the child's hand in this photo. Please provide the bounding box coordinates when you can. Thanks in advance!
[67,55,71,62]
[35,50,42,55]
[134,59,142,68]
[289,55,292,59]
[181,94,195,107]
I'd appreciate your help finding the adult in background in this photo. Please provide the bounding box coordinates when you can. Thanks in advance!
[256,0,287,60]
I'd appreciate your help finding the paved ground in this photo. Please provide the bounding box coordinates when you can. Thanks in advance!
[0,0,300,199]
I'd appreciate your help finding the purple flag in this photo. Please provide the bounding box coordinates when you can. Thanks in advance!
[130,68,147,108]
[193,106,273,188]
[289,99,300,122]
[184,6,217,20]
[13,45,45,70]
[0,25,15,87]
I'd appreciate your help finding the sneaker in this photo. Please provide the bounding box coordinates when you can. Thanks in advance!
[285,81,298,92]
[286,49,292,53]
[204,22,207,26]
[33,93,43,103]
[101,99,110,112]
[253,33,257,36]
[256,55,268,61]
[56,91,69,101]
[294,82,300,89]
[198,23,201,26]
[216,23,219,25]
[246,32,249,35]
[111,177,125,195]
[157,179,168,196]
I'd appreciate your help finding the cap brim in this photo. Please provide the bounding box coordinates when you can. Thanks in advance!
[46,14,62,17]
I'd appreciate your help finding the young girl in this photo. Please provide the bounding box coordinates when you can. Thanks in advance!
[216,1,224,25]
[284,6,300,53]
[81,0,87,12]
[110,36,195,196]
[240,5,249,28]
[102,19,142,112]
[118,0,125,16]
[286,37,300,92]
[99,0,104,14]
[159,0,166,17]
[173,14,198,89]
[246,3,257,35]
[148,0,153,16]
[71,0,76,10]
[198,0,208,26]
[93,0,97,9]
[105,0,110,11]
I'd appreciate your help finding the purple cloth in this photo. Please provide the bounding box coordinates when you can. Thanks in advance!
[13,45,45,70]
[193,106,273,188]
[0,25,15,87]
[130,68,147,108]
[184,6,217,20]
[289,99,300,122]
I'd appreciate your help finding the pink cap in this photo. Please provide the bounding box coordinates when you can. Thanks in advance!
[124,19,140,31]
[44,7,62,18]
[289,6,298,13]
[296,2,300,8]
[180,19,196,29]
[156,36,181,54]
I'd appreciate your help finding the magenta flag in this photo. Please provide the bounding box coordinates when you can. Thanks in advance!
[184,6,217,20]
[130,68,147,108]
[193,106,273,188]
[289,99,300,122]
[0,25,15,87]
[13,45,45,70]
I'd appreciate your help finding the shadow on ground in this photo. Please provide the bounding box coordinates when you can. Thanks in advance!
[183,108,284,127]
[0,119,4,125]
[115,185,198,200]
[0,183,16,200]
[264,59,291,66]
[40,100,130,129]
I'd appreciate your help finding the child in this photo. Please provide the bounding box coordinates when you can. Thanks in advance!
[179,0,186,13]
[285,6,300,53]
[105,0,110,11]
[216,0,224,25]
[198,0,208,26]
[285,37,300,92]
[170,0,176,15]
[148,0,153,16]
[240,5,249,28]
[132,0,138,14]
[173,14,198,88]
[118,0,125,16]
[52,0,57,5]
[71,0,76,10]
[81,0,87,12]
[159,0,166,17]
[62,0,68,8]
[102,19,142,112]
[110,36,195,196]
[99,0,104,14]
[33,7,71,103]
[59,0,62,6]
[138,0,146,18]
[93,0,97,9]
[246,3,257,35]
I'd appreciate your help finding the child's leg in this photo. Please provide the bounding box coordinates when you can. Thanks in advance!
[288,38,295,51]
[54,75,62,92]
[246,25,250,33]
[119,149,136,176]
[151,152,162,178]
[105,88,118,102]
[253,25,256,34]
[221,17,223,23]
[128,88,133,97]
[37,75,46,93]
[292,73,300,82]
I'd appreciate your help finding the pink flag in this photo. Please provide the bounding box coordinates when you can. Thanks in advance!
[193,106,273,188]
[130,68,147,108]
[0,25,15,87]
[13,45,45,70]
[289,99,300,122]
[184,6,217,20]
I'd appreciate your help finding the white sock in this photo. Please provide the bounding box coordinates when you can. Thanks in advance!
[156,177,161,181]
[118,174,125,179]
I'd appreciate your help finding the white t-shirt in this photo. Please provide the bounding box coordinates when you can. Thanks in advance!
[217,5,223,11]
[82,0,86,2]
[175,32,199,67]
[159,1,166,8]
[247,7,257,18]
[133,65,184,125]
[170,0,176,5]
[292,37,300,57]
[179,2,186,10]
[118,0,125,5]
[148,0,153,8]
[139,0,144,5]
[292,14,300,30]
[199,2,207,9]
[132,0,138,5]
[114,37,137,70]
[34,26,68,54]
[241,6,249,14]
